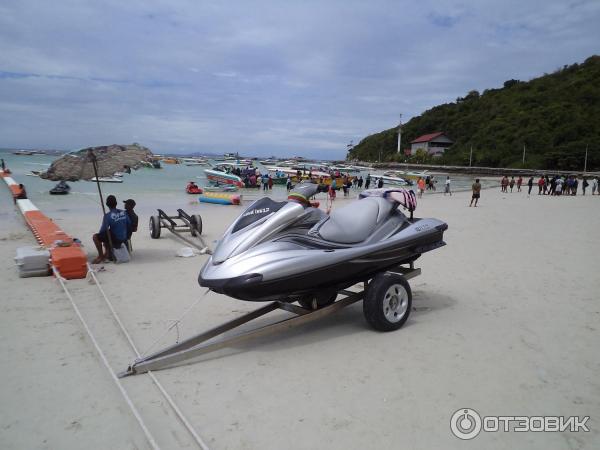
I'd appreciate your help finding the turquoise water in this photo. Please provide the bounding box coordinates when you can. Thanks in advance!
[1,149,498,218]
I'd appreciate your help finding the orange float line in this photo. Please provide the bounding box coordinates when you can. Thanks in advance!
[2,170,88,279]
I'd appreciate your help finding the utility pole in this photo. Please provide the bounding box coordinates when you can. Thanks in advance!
[469,146,473,167]
[397,114,402,154]
[522,145,526,166]
[584,144,588,173]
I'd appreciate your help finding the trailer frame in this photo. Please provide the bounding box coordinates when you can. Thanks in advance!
[119,265,420,377]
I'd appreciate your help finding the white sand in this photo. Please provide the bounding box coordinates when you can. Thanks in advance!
[1,186,599,449]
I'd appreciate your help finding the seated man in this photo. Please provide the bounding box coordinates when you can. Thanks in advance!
[123,198,138,240]
[92,195,130,264]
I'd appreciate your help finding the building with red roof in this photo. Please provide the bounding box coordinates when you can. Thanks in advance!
[410,132,453,156]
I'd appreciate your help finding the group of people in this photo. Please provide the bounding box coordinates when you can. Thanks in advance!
[500,174,600,196]
[92,195,138,264]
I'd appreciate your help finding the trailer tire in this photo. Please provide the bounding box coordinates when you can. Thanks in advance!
[190,214,203,236]
[363,272,411,331]
[149,215,161,239]
[298,291,338,310]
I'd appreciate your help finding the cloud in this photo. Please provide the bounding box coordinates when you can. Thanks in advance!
[0,0,599,159]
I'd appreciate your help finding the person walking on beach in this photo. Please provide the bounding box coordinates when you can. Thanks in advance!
[92,195,130,264]
[417,177,426,198]
[582,178,589,195]
[0,158,5,171]
[444,176,452,196]
[527,176,534,195]
[555,177,563,196]
[501,176,508,193]
[470,179,481,207]
[268,175,273,190]
[377,177,384,189]
[358,176,363,189]
[592,177,598,196]
[517,176,523,192]
[365,174,371,190]
[286,175,292,191]
[537,176,545,195]
[509,176,515,192]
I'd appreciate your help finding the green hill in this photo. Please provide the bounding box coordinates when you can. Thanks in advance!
[348,56,600,171]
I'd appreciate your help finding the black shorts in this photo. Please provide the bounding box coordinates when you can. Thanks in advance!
[97,231,124,248]
[472,193,480,199]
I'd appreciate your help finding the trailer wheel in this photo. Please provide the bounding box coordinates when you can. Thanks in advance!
[149,215,161,239]
[363,272,411,331]
[298,291,338,310]
[190,214,203,236]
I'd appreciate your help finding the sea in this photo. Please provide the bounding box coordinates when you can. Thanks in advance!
[0,149,498,220]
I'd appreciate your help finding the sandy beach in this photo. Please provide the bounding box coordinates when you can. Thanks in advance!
[1,183,599,449]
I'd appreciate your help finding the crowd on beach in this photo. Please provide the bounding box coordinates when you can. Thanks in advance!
[499,174,600,196]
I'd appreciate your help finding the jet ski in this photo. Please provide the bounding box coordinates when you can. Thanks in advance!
[49,181,71,195]
[186,182,202,194]
[199,182,447,303]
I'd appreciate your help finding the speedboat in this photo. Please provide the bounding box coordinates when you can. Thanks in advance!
[199,182,447,303]
[204,168,245,187]
[89,176,123,183]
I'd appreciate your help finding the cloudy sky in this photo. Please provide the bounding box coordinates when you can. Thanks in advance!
[1,0,599,159]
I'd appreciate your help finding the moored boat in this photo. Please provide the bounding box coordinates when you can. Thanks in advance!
[89,176,123,183]
[204,168,244,187]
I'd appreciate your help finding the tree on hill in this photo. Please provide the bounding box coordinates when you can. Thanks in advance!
[348,55,600,170]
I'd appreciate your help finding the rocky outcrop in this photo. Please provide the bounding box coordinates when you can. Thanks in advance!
[41,143,154,181]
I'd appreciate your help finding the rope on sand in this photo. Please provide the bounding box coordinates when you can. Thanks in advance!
[86,264,209,450]
[52,266,160,450]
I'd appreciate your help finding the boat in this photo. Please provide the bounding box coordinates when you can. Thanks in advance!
[113,172,126,177]
[89,177,123,183]
[182,158,209,166]
[49,181,71,195]
[381,172,413,186]
[12,150,36,156]
[203,184,239,192]
[162,157,180,164]
[199,182,447,303]
[26,170,42,177]
[204,168,244,187]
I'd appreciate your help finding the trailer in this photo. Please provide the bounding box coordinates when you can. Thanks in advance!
[149,208,209,253]
[119,264,420,377]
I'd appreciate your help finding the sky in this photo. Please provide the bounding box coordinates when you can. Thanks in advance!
[0,0,599,159]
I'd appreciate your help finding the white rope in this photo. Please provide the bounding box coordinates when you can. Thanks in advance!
[86,264,209,450]
[139,290,209,358]
[52,267,160,450]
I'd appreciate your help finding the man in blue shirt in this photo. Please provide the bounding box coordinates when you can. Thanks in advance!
[92,195,131,264]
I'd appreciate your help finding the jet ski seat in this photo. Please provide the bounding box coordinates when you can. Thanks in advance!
[315,197,393,244]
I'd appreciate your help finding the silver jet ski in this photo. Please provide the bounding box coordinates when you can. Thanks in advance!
[199,182,447,305]
[118,183,448,376]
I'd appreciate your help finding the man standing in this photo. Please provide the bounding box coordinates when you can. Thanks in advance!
[470,179,482,207]
[92,195,130,264]
[527,176,534,196]
[444,176,452,196]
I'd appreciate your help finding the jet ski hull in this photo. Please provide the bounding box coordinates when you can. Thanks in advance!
[199,218,446,301]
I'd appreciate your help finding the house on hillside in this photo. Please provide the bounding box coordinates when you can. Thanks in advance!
[410,132,453,156]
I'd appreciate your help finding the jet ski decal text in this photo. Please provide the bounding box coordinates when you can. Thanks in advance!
[242,208,270,217]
